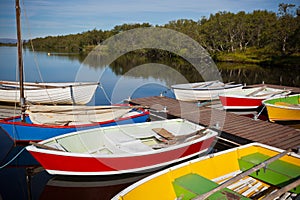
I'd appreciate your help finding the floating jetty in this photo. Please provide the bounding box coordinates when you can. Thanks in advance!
[129,84,300,152]
[1,84,299,152]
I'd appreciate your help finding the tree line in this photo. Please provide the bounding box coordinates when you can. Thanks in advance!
[24,4,299,64]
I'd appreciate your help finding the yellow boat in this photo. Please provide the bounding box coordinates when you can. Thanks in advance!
[262,94,300,122]
[112,143,300,200]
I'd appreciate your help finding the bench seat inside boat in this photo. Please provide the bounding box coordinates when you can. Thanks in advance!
[104,131,153,153]
[48,129,154,155]
[238,152,300,194]
[173,173,250,200]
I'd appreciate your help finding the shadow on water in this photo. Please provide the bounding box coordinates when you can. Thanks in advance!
[0,147,154,200]
[39,173,151,200]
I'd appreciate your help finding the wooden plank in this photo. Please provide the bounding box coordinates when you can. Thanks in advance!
[152,128,175,140]
[29,141,64,151]
[193,149,291,200]
[261,177,300,200]
[130,96,300,150]
[246,83,300,94]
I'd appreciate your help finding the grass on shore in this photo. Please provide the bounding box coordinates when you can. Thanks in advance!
[214,48,300,67]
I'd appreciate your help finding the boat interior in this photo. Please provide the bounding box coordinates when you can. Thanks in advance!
[41,120,210,156]
[116,144,300,200]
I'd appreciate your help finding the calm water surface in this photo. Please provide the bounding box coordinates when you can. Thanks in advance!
[0,46,299,200]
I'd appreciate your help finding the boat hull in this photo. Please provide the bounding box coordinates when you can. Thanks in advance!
[0,109,149,143]
[172,82,243,101]
[219,87,291,110]
[0,81,99,105]
[26,119,218,176]
[264,104,300,122]
[27,138,214,175]
[263,94,300,122]
[219,96,264,109]
[112,143,300,200]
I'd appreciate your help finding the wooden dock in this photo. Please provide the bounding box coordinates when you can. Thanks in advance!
[1,83,299,151]
[129,96,300,151]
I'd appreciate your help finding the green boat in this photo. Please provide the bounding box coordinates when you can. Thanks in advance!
[262,94,300,122]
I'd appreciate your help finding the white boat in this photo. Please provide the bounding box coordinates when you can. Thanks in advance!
[0,80,99,105]
[0,0,150,144]
[0,104,149,142]
[26,104,137,125]
[171,80,243,101]
[26,119,218,176]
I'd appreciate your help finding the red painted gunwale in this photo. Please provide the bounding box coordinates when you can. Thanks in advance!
[0,110,150,129]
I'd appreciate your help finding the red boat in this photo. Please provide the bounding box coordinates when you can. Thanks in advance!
[26,119,217,176]
[219,87,290,110]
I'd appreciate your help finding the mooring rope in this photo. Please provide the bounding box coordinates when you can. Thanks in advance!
[0,147,26,170]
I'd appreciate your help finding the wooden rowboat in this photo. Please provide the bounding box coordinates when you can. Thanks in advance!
[0,105,149,143]
[262,94,300,122]
[219,86,291,110]
[112,143,300,200]
[25,119,218,176]
[0,80,99,105]
[171,81,243,101]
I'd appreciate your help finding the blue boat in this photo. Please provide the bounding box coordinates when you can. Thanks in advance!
[0,108,149,143]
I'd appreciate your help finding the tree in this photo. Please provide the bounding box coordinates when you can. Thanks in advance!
[275,3,297,54]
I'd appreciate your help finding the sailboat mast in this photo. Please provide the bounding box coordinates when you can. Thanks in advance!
[15,0,26,122]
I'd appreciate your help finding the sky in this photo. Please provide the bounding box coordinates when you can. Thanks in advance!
[0,0,299,39]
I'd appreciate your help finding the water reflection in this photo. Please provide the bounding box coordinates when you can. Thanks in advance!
[1,46,299,200]
[4,47,298,88]
[218,62,300,87]
[40,173,150,200]
[85,51,300,87]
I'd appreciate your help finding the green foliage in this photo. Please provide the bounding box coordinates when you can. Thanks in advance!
[24,5,300,65]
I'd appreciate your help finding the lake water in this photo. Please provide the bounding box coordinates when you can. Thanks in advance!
[1,46,299,106]
[0,46,299,200]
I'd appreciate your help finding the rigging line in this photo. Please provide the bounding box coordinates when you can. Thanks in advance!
[99,84,113,105]
[0,147,26,169]
[254,104,266,120]
[21,0,55,105]
[13,37,20,145]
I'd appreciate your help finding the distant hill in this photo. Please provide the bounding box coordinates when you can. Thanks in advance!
[0,38,17,44]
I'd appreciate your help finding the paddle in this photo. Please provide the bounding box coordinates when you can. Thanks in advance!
[261,177,300,200]
[28,105,147,113]
[245,86,267,97]
[191,81,218,88]
[254,90,290,97]
[191,81,235,89]
[29,141,64,151]
[192,149,292,200]
[152,128,207,143]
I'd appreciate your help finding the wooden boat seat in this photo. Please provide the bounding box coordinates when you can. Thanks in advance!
[238,152,300,194]
[88,147,113,155]
[274,102,300,108]
[104,131,153,153]
[117,140,153,153]
[104,131,136,144]
[173,173,250,199]
[152,128,175,140]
